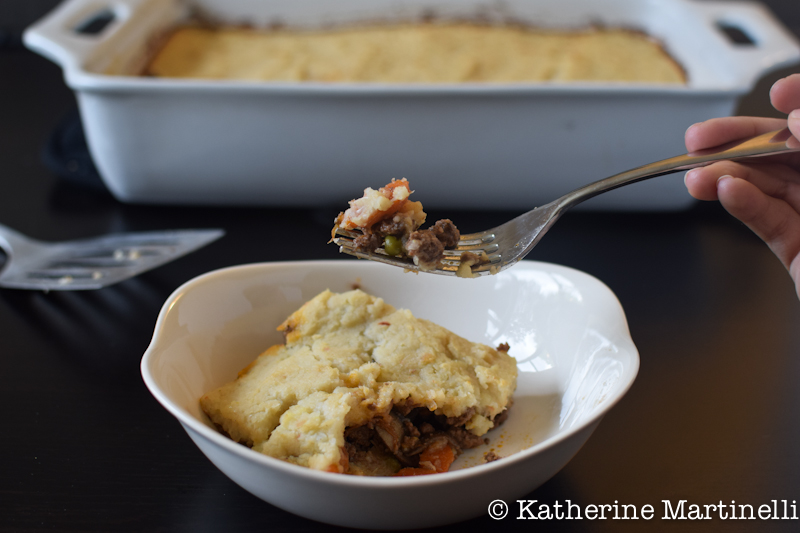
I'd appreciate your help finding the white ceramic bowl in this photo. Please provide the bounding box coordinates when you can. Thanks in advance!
[141,260,639,529]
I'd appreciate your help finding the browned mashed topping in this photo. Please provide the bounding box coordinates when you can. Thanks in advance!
[144,22,686,84]
[200,289,517,476]
[333,179,460,271]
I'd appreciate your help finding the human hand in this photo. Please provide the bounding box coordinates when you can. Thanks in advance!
[683,73,800,299]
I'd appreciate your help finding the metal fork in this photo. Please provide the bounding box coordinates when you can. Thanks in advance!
[0,225,224,290]
[333,128,800,277]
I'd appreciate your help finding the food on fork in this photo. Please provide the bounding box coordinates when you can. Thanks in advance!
[332,179,460,270]
[200,289,517,476]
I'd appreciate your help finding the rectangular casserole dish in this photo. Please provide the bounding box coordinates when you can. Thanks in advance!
[24,0,800,210]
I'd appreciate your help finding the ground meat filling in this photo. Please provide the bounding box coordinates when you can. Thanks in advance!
[405,230,445,269]
[484,451,500,463]
[405,219,461,270]
[352,232,382,253]
[351,217,460,267]
[374,216,411,237]
[491,406,511,428]
[348,213,417,254]
[343,404,503,476]
[430,219,460,248]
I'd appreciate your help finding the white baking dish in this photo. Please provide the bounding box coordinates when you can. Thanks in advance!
[24,0,800,210]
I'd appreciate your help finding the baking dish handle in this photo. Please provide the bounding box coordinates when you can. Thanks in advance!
[693,0,800,87]
[22,0,143,71]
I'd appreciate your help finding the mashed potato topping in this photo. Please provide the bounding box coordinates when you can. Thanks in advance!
[200,289,517,475]
[337,178,422,232]
[145,23,685,84]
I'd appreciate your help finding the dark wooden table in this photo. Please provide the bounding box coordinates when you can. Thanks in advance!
[2,6,800,532]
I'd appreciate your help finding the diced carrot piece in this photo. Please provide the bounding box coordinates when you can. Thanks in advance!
[394,442,455,476]
[424,442,455,472]
[381,179,411,195]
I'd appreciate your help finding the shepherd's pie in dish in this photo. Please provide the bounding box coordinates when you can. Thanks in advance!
[145,22,686,84]
[200,289,517,476]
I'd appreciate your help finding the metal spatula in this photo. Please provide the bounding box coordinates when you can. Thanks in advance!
[0,224,224,290]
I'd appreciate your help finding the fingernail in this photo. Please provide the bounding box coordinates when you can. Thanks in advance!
[770,77,785,96]
[789,109,800,122]
[717,174,733,186]
[685,122,700,135]
[684,168,697,185]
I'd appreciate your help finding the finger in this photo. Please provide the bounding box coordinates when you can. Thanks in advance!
[684,165,721,201]
[685,117,788,152]
[716,176,800,275]
[684,161,800,209]
[789,110,800,149]
[770,74,800,114]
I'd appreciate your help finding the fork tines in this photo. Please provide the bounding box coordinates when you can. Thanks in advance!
[332,228,500,277]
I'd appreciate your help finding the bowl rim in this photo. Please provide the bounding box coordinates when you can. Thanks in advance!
[140,259,640,487]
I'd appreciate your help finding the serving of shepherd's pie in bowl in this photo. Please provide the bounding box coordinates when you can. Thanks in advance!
[141,259,638,528]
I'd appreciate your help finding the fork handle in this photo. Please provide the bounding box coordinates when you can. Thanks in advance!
[556,128,800,210]
[0,223,35,254]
